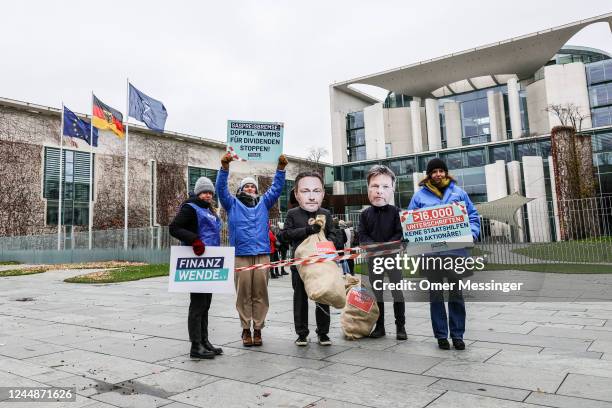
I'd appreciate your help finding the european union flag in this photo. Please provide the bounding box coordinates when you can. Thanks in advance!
[63,106,98,147]
[128,84,168,132]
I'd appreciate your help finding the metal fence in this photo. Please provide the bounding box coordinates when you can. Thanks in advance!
[1,197,611,265]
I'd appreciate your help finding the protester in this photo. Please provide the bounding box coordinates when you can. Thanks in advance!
[216,152,287,347]
[169,176,224,359]
[359,165,407,340]
[408,158,480,350]
[268,223,280,279]
[278,172,340,346]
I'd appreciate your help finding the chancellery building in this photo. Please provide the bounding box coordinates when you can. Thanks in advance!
[329,13,612,242]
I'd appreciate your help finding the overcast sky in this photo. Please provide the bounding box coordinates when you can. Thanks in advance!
[1,1,610,160]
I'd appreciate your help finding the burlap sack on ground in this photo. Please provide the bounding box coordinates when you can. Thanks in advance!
[295,216,346,309]
[341,275,379,340]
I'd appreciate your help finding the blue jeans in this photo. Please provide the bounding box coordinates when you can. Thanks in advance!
[429,276,465,339]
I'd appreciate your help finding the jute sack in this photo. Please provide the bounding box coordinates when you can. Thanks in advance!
[294,215,346,309]
[341,275,379,340]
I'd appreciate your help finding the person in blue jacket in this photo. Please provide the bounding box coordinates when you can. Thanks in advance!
[169,176,223,359]
[216,152,287,347]
[407,158,480,351]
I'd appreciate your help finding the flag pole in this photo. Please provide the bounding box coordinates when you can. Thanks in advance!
[57,102,65,251]
[124,78,130,250]
[88,92,94,250]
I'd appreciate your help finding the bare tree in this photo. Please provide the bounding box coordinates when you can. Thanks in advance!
[545,103,590,132]
[304,146,329,174]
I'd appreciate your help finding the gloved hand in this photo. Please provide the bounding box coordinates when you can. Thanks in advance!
[192,239,205,256]
[306,223,322,235]
[221,152,233,170]
[277,154,288,170]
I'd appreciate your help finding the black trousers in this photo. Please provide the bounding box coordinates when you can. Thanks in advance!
[367,258,406,326]
[291,266,330,336]
[188,292,212,342]
[270,251,280,277]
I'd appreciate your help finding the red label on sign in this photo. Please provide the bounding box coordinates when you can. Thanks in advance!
[347,288,374,313]
[316,241,336,254]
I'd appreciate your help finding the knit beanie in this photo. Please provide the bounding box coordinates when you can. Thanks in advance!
[194,177,214,195]
[239,176,258,193]
[426,158,448,175]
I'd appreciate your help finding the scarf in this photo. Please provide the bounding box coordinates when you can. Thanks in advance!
[424,177,451,198]
[237,192,259,208]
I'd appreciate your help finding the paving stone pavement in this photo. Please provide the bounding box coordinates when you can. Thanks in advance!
[1,268,612,407]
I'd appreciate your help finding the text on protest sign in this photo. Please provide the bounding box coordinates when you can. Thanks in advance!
[227,120,283,162]
[168,246,235,293]
[400,202,472,244]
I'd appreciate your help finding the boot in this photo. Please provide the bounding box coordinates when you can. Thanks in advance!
[396,324,407,341]
[190,342,215,359]
[253,329,263,346]
[369,321,386,338]
[202,339,223,355]
[242,329,253,347]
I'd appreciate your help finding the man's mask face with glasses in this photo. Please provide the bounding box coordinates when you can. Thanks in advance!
[296,177,324,212]
[367,174,394,207]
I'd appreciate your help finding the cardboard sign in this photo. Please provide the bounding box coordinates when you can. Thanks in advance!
[400,202,472,244]
[168,246,235,293]
[227,120,283,162]
[347,288,375,313]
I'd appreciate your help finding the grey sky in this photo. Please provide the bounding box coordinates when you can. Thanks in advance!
[1,1,610,159]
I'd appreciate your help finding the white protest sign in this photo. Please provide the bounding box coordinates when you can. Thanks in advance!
[168,246,235,293]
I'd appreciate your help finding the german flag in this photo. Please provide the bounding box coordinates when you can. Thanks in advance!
[92,95,125,138]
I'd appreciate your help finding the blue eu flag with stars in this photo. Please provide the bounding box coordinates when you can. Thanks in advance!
[63,106,98,147]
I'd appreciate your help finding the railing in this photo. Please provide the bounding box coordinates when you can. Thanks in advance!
[1,197,611,265]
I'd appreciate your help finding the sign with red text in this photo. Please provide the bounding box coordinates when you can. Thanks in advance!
[400,202,472,244]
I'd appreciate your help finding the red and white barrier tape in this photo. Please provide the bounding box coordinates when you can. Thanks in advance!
[235,240,403,272]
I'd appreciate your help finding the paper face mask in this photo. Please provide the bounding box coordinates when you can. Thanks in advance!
[295,176,324,212]
[367,174,394,207]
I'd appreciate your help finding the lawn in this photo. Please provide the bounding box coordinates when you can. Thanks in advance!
[64,264,169,283]
[512,240,612,263]
[0,261,146,278]
[0,261,20,265]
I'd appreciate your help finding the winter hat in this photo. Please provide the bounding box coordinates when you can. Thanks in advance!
[426,158,448,175]
[239,176,258,193]
[194,177,215,195]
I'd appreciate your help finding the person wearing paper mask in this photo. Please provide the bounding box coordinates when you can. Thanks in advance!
[408,157,480,351]
[278,171,340,347]
[216,152,287,347]
[358,165,407,340]
[169,176,223,359]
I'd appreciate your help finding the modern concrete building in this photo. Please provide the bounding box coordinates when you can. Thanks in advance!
[0,97,326,237]
[329,13,612,242]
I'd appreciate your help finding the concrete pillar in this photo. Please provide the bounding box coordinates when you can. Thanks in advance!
[333,181,345,195]
[484,160,509,239]
[507,77,522,139]
[523,156,551,242]
[548,156,561,241]
[410,98,423,153]
[412,171,425,193]
[425,98,442,151]
[506,161,525,243]
[444,101,462,148]
[487,91,506,142]
[364,103,386,160]
[386,107,413,155]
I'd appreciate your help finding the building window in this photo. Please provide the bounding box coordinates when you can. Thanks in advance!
[279,179,295,213]
[188,167,218,193]
[44,147,93,226]
[460,97,490,145]
[385,158,415,176]
[589,82,612,108]
[592,106,612,127]
[587,59,612,85]
[442,151,463,170]
[490,144,512,163]
[385,143,392,157]
[346,111,366,162]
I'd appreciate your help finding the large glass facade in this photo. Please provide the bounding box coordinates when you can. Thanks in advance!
[346,111,366,162]
[587,60,612,128]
